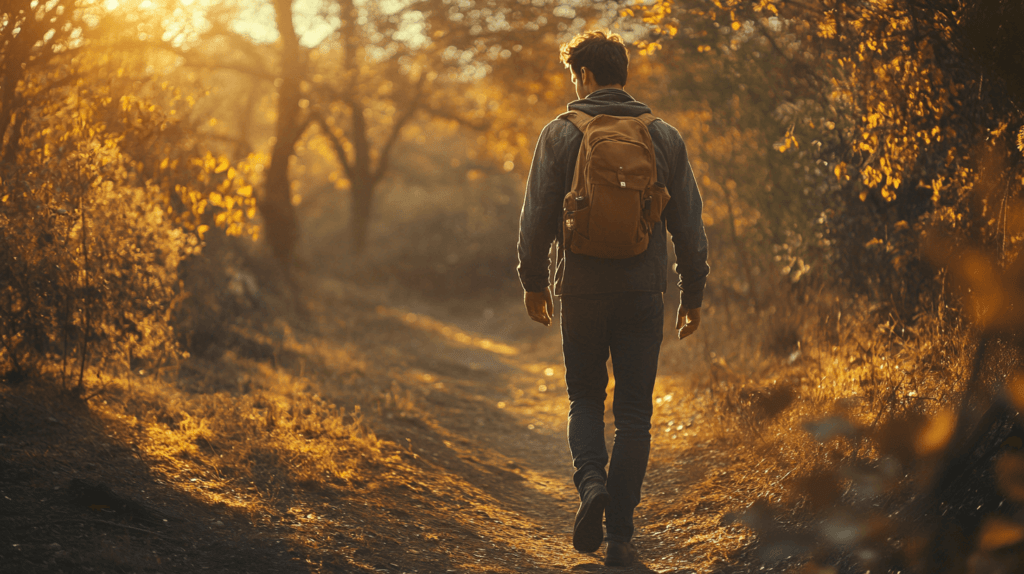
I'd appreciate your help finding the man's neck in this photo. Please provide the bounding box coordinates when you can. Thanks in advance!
[586,84,624,97]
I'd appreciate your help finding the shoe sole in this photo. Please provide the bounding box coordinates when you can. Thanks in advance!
[604,554,635,567]
[572,490,609,553]
[604,543,637,567]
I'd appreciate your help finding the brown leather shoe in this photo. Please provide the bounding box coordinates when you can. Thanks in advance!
[572,483,609,553]
[604,540,637,567]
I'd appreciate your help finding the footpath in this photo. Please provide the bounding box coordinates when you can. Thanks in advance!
[0,277,755,573]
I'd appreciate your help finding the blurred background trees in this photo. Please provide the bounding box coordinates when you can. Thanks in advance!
[6,0,1024,407]
[636,0,1024,316]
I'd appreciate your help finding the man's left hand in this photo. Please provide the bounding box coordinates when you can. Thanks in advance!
[525,288,554,326]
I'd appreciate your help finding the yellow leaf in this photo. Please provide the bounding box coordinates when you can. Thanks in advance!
[978,517,1024,551]
[915,409,955,455]
[997,453,1024,501]
[1,195,7,202]
[197,224,209,238]
[237,185,253,197]
[1006,372,1024,413]
[160,158,169,170]
[227,167,237,181]
[731,21,741,30]
[215,212,227,226]
[215,157,229,173]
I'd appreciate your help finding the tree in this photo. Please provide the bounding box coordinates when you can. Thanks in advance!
[128,0,598,260]
[1,0,79,163]
[309,0,597,254]
[631,0,1024,312]
[262,0,307,264]
[1,0,257,387]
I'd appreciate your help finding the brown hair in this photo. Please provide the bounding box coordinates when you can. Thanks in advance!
[559,30,629,87]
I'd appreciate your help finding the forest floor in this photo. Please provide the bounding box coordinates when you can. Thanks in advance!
[0,273,777,574]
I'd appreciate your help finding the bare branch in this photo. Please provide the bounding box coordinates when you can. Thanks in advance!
[372,75,426,185]
[422,103,492,132]
[311,111,353,180]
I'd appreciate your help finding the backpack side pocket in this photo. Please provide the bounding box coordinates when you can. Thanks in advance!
[642,182,671,225]
[563,191,586,245]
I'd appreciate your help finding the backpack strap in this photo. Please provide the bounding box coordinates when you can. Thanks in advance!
[559,110,595,131]
[638,113,659,126]
[559,110,659,129]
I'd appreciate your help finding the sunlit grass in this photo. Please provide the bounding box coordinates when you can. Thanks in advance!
[376,305,519,356]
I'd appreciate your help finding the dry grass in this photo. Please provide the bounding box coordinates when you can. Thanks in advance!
[86,280,417,512]
[641,289,978,572]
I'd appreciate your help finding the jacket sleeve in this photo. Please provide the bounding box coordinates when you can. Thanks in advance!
[663,136,709,309]
[517,121,569,293]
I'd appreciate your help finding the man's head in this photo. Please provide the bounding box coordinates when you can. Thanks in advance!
[559,30,629,99]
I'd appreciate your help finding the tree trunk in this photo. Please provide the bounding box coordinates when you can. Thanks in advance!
[350,181,373,254]
[259,0,303,266]
[262,138,298,264]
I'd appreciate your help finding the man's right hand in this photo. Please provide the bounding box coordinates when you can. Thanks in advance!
[525,288,554,326]
[676,306,701,339]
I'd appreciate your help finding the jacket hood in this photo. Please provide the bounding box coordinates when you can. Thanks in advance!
[566,89,652,118]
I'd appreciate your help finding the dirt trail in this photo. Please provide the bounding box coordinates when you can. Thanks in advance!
[351,288,705,574]
[1,277,752,573]
[356,298,635,573]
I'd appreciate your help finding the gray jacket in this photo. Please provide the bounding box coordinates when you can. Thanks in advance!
[516,89,709,309]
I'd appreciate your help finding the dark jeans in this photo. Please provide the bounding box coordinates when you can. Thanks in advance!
[560,291,664,543]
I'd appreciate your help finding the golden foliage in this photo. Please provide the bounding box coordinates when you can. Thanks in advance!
[0,6,256,385]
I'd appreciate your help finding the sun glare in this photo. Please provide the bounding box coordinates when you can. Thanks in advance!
[103,0,170,10]
[99,0,413,47]
[226,0,337,46]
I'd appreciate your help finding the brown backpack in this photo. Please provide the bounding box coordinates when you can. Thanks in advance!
[561,110,671,259]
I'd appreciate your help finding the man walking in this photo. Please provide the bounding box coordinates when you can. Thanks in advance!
[516,30,709,567]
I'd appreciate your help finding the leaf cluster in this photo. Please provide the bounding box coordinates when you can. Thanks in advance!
[1,1,258,390]
[632,0,1024,317]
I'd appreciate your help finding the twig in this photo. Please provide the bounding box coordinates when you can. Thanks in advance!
[75,192,89,398]
[851,362,904,464]
[7,517,174,540]
[60,211,74,389]
[82,379,111,402]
